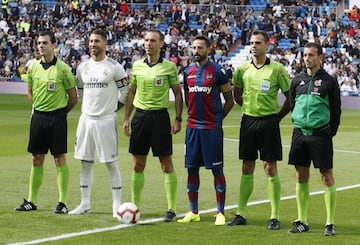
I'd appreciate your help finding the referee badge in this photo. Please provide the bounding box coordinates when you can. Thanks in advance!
[47,81,56,91]
[154,77,164,87]
[260,80,270,92]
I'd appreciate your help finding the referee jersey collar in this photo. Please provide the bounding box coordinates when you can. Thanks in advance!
[251,57,270,69]
[40,57,57,70]
[144,57,164,67]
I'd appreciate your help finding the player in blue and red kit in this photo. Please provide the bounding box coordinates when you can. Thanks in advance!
[177,35,234,225]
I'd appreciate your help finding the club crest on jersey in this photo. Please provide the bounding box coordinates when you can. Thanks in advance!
[206,73,213,80]
[314,79,322,86]
[84,63,90,74]
[103,69,109,76]
[300,80,305,86]
[154,77,164,87]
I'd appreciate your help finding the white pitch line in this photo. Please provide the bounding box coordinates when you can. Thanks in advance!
[7,184,360,245]
[223,125,360,129]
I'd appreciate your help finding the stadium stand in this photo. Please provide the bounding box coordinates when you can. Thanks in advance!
[0,0,359,96]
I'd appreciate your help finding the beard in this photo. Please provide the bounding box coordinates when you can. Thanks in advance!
[194,54,207,63]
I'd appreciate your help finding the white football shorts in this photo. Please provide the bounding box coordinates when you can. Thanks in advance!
[74,114,118,163]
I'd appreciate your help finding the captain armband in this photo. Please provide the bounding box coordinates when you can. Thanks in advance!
[116,78,130,88]
[221,83,232,93]
[118,81,130,104]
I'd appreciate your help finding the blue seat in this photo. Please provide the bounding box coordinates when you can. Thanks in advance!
[189,24,202,30]
[321,28,329,36]
[157,24,168,32]
[189,20,198,25]
[326,48,333,54]
[237,45,245,50]
[131,4,141,9]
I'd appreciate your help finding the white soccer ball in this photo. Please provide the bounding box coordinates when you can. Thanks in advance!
[116,202,140,224]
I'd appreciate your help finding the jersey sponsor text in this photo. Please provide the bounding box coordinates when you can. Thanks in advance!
[188,85,212,94]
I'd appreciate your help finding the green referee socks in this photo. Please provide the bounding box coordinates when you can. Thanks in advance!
[164,172,177,212]
[57,164,69,204]
[324,185,336,225]
[296,182,310,223]
[267,175,281,220]
[131,172,144,207]
[28,166,44,204]
[237,174,254,217]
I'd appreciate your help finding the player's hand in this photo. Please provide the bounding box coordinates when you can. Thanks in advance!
[122,120,130,137]
[171,120,181,134]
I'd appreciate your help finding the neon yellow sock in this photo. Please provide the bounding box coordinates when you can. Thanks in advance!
[267,175,281,220]
[131,172,144,207]
[28,166,44,204]
[324,185,336,225]
[237,174,254,217]
[164,172,177,212]
[57,164,69,204]
[296,182,309,223]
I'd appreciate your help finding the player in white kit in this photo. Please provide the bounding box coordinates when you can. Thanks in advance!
[69,29,130,217]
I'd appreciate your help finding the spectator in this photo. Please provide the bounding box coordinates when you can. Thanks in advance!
[0,0,357,92]
[340,79,358,96]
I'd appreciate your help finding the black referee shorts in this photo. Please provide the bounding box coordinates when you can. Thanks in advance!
[129,108,172,157]
[239,114,282,162]
[28,108,68,155]
[288,127,333,170]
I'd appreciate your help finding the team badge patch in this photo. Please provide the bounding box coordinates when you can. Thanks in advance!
[314,79,322,86]
[154,77,164,87]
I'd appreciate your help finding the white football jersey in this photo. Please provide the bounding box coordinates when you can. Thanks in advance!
[76,57,128,116]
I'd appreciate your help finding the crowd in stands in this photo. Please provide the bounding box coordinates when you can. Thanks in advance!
[0,0,359,96]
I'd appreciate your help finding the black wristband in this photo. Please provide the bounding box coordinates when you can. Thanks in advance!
[175,116,182,122]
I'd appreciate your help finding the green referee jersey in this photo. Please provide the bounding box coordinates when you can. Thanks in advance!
[131,58,180,110]
[28,59,76,112]
[232,58,290,117]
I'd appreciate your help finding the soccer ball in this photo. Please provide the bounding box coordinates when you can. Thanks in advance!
[116,202,140,224]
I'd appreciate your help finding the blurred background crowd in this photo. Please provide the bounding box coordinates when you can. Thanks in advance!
[0,0,359,96]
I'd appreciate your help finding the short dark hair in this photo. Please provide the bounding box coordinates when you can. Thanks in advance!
[193,35,210,47]
[251,30,269,43]
[304,42,323,55]
[146,29,164,41]
[38,31,56,44]
[91,29,107,41]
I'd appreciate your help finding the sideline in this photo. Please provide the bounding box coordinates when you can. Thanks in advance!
[8,184,360,245]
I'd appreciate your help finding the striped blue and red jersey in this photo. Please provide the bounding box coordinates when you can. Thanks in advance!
[184,60,229,129]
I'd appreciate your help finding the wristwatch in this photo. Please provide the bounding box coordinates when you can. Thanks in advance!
[175,116,182,122]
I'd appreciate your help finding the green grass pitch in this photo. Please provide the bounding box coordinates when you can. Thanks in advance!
[0,94,359,245]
